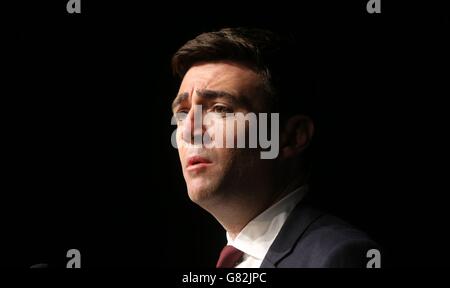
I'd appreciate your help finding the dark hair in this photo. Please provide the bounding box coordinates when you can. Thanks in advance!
[171,27,316,122]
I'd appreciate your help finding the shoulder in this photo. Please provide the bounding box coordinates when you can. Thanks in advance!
[278,210,380,268]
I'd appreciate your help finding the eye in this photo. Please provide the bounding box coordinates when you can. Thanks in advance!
[173,111,188,123]
[212,105,233,115]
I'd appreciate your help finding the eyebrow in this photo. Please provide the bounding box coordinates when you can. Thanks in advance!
[197,89,238,103]
[171,92,189,111]
[171,89,243,111]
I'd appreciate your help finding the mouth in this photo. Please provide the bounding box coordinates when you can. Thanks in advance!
[186,156,213,171]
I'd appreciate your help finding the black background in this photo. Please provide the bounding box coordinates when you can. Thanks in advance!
[7,0,449,267]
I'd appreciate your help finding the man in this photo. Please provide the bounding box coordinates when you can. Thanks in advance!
[170,28,379,268]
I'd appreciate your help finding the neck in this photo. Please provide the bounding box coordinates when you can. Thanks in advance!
[201,176,306,240]
[202,190,274,240]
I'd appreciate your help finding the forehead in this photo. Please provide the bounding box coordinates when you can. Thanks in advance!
[178,62,266,108]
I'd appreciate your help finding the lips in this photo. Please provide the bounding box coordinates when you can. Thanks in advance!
[186,156,213,171]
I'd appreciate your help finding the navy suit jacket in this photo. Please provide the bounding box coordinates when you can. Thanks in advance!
[260,202,380,268]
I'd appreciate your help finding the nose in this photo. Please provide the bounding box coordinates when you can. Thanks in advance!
[181,104,207,145]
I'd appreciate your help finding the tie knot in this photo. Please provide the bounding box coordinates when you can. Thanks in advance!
[216,245,244,268]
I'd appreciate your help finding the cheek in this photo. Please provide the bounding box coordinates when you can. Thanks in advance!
[176,127,186,150]
[205,117,239,148]
[213,147,239,170]
[176,126,182,142]
[177,140,187,163]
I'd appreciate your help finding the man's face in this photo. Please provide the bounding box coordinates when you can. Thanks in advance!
[172,62,273,205]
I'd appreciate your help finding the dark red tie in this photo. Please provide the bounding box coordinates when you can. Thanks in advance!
[216,245,244,268]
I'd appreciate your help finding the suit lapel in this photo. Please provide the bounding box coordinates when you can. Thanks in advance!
[260,202,324,268]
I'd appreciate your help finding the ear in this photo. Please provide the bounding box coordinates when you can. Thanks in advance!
[279,115,314,159]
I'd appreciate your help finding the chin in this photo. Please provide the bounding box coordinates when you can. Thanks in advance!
[187,186,213,204]
[186,178,222,205]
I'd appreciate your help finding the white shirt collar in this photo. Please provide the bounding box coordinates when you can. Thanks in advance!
[226,185,307,261]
